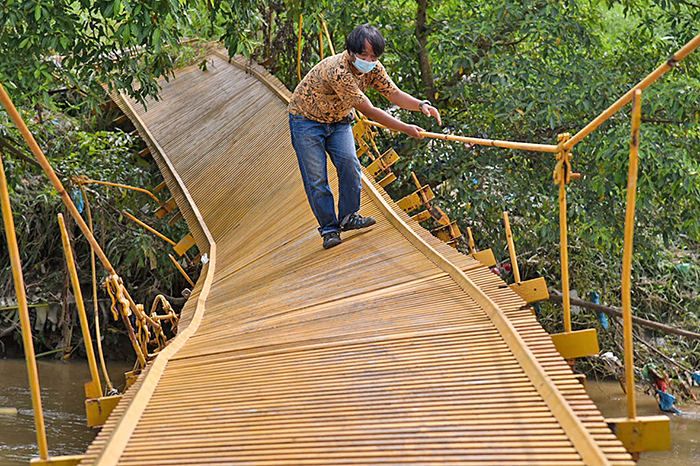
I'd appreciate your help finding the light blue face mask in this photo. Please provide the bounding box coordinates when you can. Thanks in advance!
[353,56,377,73]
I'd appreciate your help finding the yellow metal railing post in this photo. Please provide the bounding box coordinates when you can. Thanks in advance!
[564,31,700,151]
[57,213,104,399]
[297,13,304,82]
[554,133,578,333]
[0,153,49,460]
[503,212,521,284]
[622,89,642,420]
[79,186,114,392]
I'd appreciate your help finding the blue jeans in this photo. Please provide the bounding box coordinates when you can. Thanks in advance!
[289,113,362,236]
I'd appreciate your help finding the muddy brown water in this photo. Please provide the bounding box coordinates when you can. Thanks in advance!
[1,360,698,465]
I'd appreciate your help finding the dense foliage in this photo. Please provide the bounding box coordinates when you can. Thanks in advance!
[0,1,698,395]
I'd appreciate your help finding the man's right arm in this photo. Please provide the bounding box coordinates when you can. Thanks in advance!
[354,97,425,139]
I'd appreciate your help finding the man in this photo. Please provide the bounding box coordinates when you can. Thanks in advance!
[288,23,441,249]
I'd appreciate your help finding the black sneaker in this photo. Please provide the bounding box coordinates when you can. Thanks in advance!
[322,231,342,249]
[340,212,376,231]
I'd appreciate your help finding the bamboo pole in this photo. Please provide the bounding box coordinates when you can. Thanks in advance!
[0,82,117,276]
[565,31,700,150]
[503,212,521,283]
[364,120,559,153]
[57,213,103,399]
[622,89,643,420]
[0,153,48,459]
[123,210,177,245]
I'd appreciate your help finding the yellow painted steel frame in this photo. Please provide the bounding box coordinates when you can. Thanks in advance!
[604,90,670,454]
[173,232,197,256]
[606,416,671,453]
[509,277,549,304]
[58,213,124,427]
[551,328,600,360]
[123,210,177,246]
[0,149,49,460]
[30,455,84,466]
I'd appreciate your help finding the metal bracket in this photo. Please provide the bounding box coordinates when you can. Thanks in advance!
[397,185,435,213]
[85,394,122,428]
[606,415,670,452]
[367,148,399,179]
[471,248,497,267]
[432,221,462,247]
[30,455,85,466]
[509,277,549,303]
[550,328,600,359]
[154,197,178,218]
[174,232,196,256]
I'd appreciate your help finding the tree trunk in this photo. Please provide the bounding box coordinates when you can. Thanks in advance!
[415,0,438,102]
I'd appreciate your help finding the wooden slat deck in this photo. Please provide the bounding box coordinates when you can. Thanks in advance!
[80,51,634,465]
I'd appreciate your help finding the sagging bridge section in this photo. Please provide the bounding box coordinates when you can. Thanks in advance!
[79,50,634,465]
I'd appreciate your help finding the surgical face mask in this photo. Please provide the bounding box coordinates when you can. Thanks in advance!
[353,56,377,73]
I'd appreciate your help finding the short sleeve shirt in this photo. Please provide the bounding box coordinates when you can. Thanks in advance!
[288,51,399,123]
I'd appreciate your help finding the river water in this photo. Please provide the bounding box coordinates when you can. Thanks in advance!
[1,360,698,465]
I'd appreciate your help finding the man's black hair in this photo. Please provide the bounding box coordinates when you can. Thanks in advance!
[345,24,385,57]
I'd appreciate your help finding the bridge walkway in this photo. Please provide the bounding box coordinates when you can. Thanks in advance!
[79,50,634,465]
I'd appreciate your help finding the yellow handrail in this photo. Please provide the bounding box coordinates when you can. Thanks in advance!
[564,31,700,150]
[0,83,117,276]
[57,213,103,399]
[0,153,49,459]
[503,211,521,283]
[122,210,177,246]
[72,175,161,205]
[622,89,643,419]
[364,120,559,153]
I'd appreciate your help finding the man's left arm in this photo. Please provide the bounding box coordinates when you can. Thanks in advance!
[388,90,442,126]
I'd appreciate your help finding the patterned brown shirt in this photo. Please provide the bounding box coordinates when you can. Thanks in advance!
[288,51,399,123]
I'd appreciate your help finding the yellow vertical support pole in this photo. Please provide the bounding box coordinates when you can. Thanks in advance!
[320,15,335,54]
[318,25,324,60]
[503,211,521,283]
[466,227,476,254]
[80,186,114,392]
[0,154,49,460]
[297,13,304,82]
[57,213,103,399]
[559,180,572,333]
[623,89,642,420]
[554,133,577,334]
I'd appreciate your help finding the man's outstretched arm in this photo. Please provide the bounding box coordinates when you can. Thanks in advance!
[387,90,442,126]
[355,97,425,139]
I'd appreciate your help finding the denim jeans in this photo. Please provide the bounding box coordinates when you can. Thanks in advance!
[289,113,361,236]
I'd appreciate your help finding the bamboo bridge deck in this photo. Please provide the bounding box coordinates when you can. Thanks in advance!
[80,50,635,465]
